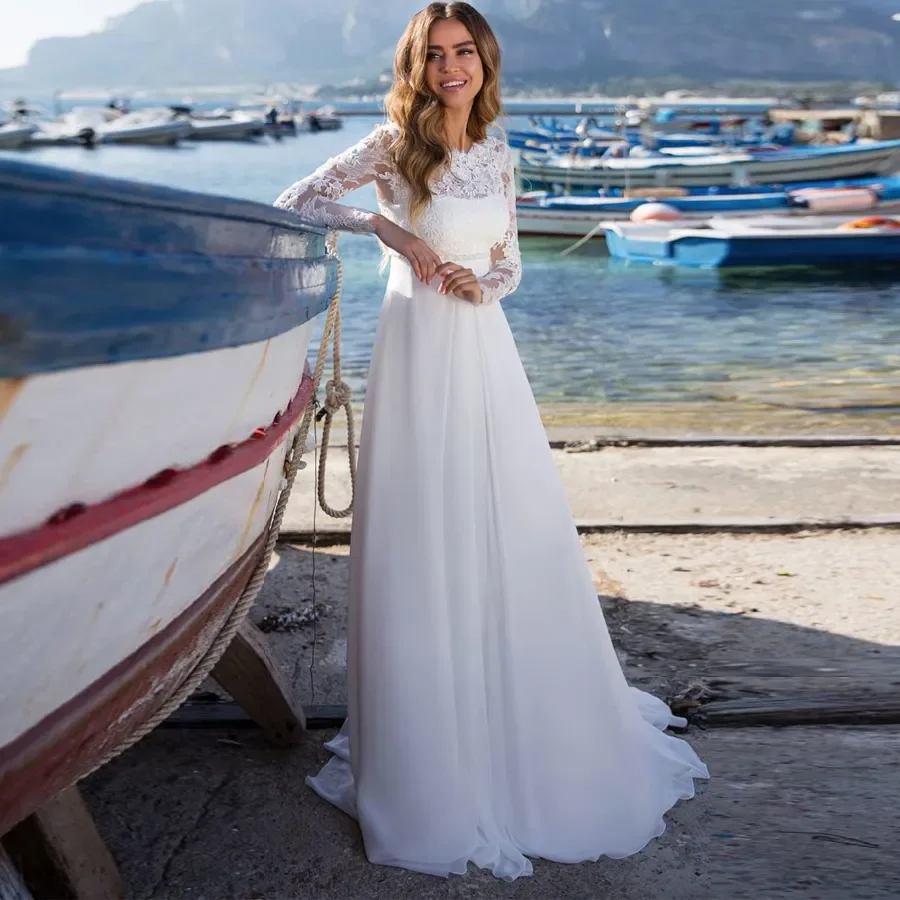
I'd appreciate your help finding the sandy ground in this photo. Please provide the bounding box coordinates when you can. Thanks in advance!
[79,447,900,899]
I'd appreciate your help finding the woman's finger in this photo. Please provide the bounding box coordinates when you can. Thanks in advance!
[425,253,440,284]
[435,262,461,280]
[436,264,462,294]
[406,252,422,281]
[453,281,480,303]
[427,252,443,283]
[416,249,433,284]
[444,270,476,294]
[441,264,468,294]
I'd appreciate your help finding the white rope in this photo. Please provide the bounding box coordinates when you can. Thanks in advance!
[559,219,609,256]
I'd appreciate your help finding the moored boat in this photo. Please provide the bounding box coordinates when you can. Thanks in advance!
[56,107,192,146]
[516,176,900,237]
[516,139,900,192]
[186,109,268,141]
[603,213,900,268]
[97,108,193,145]
[0,123,37,150]
[0,158,337,835]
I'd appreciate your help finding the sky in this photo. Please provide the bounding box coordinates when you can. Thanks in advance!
[1,0,140,69]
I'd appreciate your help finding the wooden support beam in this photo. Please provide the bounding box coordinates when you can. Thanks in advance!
[0,847,32,900]
[211,620,306,745]
[692,693,900,729]
[163,700,345,730]
[1,786,124,900]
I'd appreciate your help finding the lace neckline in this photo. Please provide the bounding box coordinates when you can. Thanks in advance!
[449,139,486,157]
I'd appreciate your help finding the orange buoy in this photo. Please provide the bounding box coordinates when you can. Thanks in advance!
[838,216,900,230]
[631,202,684,223]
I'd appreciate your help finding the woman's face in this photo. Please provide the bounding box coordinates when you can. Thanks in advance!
[424,18,485,111]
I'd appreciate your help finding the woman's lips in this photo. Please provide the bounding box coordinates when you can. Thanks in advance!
[440,79,468,92]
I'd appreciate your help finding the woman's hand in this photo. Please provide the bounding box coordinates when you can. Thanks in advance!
[374,215,442,285]
[435,263,484,305]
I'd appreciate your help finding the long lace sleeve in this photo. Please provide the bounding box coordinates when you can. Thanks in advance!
[478,142,522,304]
[274,124,394,234]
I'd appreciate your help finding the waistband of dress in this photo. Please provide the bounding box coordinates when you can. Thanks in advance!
[385,248,490,264]
[387,251,492,288]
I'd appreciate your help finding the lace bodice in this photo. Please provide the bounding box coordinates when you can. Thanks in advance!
[275,123,521,304]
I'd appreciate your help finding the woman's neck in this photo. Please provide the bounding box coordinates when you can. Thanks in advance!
[443,107,472,152]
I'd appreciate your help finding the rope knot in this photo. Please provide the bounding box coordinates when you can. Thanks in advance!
[324,378,352,413]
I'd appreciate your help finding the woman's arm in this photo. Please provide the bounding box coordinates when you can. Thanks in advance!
[278,123,443,283]
[477,142,522,304]
[274,125,393,234]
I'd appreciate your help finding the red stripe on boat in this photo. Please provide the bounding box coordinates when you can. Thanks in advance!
[0,368,314,586]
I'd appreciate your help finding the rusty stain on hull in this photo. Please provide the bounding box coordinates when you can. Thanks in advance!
[0,377,26,423]
[228,339,273,434]
[163,558,178,588]
[237,458,271,554]
[0,442,28,494]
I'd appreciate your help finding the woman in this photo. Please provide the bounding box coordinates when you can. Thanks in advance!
[275,1,707,881]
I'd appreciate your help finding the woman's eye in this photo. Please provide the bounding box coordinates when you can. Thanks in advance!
[427,52,441,60]
[459,49,473,55]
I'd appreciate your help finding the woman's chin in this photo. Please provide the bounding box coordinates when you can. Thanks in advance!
[437,92,475,110]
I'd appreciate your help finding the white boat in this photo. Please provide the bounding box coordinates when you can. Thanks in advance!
[516,178,900,238]
[188,110,267,141]
[0,104,96,147]
[516,139,900,191]
[0,158,336,835]
[303,106,343,132]
[27,119,98,147]
[98,109,192,146]
[0,123,37,150]
[64,107,192,146]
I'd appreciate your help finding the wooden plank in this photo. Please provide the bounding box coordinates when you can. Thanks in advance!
[163,700,346,731]
[705,659,900,680]
[2,786,124,900]
[211,620,306,745]
[281,514,900,545]
[701,660,900,701]
[551,436,900,449]
[0,847,32,900]
[692,694,900,728]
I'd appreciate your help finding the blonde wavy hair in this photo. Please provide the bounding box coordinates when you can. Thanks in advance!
[385,2,503,224]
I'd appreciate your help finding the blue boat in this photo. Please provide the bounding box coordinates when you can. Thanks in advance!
[516,176,900,237]
[603,215,900,268]
[0,157,334,837]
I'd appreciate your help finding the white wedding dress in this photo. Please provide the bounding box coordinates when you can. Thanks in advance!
[275,123,708,880]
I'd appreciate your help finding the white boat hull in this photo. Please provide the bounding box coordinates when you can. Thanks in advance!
[0,125,37,150]
[516,196,900,238]
[98,120,192,146]
[517,142,900,191]
[0,156,335,835]
[189,118,267,141]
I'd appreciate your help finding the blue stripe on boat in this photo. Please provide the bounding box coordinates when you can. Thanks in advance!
[0,158,338,377]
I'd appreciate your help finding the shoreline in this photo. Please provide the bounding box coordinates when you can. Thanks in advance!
[535,401,900,436]
[334,401,900,438]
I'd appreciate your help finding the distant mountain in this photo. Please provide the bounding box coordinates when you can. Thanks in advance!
[9,0,900,89]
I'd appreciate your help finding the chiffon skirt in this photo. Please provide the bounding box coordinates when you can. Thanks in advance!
[307,255,708,879]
